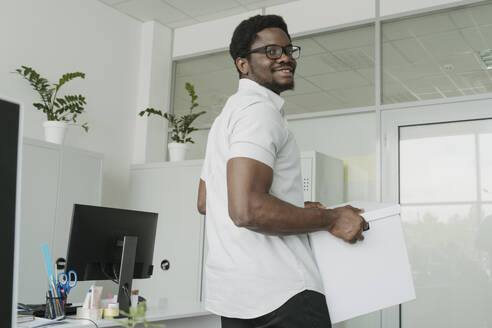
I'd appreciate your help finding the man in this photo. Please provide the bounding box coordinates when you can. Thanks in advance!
[197,15,368,328]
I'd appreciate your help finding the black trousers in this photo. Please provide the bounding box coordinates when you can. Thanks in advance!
[221,290,331,328]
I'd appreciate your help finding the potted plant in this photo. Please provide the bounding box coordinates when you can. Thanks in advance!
[139,82,205,161]
[15,65,89,144]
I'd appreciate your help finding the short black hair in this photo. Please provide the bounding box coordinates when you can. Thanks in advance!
[229,15,291,77]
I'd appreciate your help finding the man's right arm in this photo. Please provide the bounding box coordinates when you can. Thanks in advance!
[227,157,367,243]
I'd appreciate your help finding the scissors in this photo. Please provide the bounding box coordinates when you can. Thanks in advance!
[57,270,77,295]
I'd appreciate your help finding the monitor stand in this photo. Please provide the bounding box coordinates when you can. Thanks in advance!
[117,235,138,317]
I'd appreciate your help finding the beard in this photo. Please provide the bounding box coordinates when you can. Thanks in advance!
[248,64,295,95]
[262,75,295,94]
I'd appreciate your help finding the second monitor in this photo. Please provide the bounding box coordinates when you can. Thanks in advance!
[65,204,158,314]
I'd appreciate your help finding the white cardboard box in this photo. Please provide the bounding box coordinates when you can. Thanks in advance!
[309,201,416,323]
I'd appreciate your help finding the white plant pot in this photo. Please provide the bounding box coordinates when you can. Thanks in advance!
[43,121,68,144]
[168,142,190,162]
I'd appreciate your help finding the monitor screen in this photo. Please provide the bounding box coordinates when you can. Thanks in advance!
[0,98,22,327]
[65,204,158,281]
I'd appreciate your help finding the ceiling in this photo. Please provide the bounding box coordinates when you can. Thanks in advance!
[98,0,297,28]
[173,2,492,125]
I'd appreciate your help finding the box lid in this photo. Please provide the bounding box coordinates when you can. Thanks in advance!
[330,201,400,223]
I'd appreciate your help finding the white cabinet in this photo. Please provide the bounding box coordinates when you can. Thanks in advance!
[129,160,205,308]
[127,152,342,309]
[301,151,344,205]
[17,138,103,304]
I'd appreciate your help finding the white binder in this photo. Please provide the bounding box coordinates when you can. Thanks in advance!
[309,201,416,323]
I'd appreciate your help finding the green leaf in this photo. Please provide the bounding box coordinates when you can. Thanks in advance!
[56,71,85,91]
[139,108,165,117]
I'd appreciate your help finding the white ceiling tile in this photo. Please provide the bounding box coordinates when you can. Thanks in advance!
[205,52,236,70]
[477,25,492,49]
[382,42,411,67]
[448,9,474,29]
[426,75,458,92]
[417,93,443,100]
[402,77,439,94]
[242,0,296,10]
[282,77,321,96]
[115,0,188,23]
[282,101,309,115]
[194,7,246,23]
[332,47,374,69]
[385,62,442,81]
[313,26,374,51]
[447,70,492,89]
[382,83,418,104]
[391,38,431,64]
[442,90,463,97]
[382,13,456,41]
[284,92,344,111]
[420,31,473,59]
[457,71,492,88]
[460,27,492,52]
[306,71,371,90]
[468,3,492,26]
[165,0,240,18]
[462,88,476,95]
[295,53,348,77]
[436,53,483,74]
[356,68,374,83]
[292,37,326,57]
[176,57,226,77]
[332,86,375,108]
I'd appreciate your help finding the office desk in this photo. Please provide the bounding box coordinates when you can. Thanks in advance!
[27,302,220,328]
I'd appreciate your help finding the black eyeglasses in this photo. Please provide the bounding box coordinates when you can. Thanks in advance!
[246,44,301,60]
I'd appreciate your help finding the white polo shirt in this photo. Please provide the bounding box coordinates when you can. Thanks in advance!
[200,79,324,319]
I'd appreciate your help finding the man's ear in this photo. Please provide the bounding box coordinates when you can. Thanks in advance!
[235,57,249,76]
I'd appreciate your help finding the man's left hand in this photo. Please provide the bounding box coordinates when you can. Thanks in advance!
[304,201,326,209]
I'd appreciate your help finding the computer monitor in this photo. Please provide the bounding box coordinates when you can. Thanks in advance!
[65,204,158,314]
[0,97,23,327]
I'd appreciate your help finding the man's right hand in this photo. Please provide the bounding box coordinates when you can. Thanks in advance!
[327,205,368,244]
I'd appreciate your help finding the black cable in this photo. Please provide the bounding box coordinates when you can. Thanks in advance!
[65,317,99,327]
[111,263,131,307]
[99,263,119,284]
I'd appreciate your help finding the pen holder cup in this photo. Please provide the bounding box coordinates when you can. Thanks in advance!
[45,295,65,319]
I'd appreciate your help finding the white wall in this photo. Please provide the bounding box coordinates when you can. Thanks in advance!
[133,21,173,164]
[265,0,375,36]
[0,0,142,207]
[173,10,261,59]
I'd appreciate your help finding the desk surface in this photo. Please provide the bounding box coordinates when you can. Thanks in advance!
[28,302,211,327]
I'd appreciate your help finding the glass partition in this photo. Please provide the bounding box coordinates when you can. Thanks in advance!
[399,119,492,328]
[172,25,376,127]
[382,2,492,104]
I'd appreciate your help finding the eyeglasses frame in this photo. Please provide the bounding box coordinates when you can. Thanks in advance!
[245,44,301,60]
